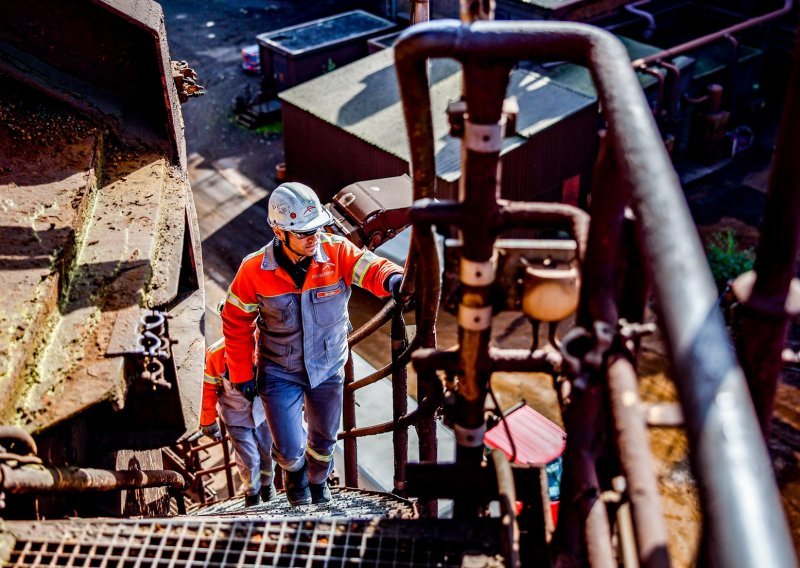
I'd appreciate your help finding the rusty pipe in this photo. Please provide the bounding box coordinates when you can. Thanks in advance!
[490,450,521,568]
[607,355,671,568]
[338,386,442,440]
[217,422,235,496]
[638,66,666,119]
[451,59,512,491]
[655,59,682,123]
[578,133,627,327]
[338,410,419,439]
[631,0,793,68]
[0,463,186,493]
[554,380,616,568]
[497,201,590,262]
[412,346,560,374]
[461,0,494,23]
[345,335,422,393]
[391,310,410,495]
[411,199,591,260]
[343,354,359,487]
[411,0,430,25]
[734,27,800,437]
[348,300,397,347]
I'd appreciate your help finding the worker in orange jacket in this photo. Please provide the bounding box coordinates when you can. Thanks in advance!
[221,182,403,506]
[199,313,274,508]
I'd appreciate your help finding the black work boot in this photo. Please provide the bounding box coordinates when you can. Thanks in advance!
[260,482,275,502]
[285,462,311,506]
[244,493,260,508]
[310,481,331,504]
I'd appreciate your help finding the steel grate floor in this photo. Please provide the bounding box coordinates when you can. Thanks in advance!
[189,487,415,520]
[2,517,504,567]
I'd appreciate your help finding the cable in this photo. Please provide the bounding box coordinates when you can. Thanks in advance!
[488,381,518,465]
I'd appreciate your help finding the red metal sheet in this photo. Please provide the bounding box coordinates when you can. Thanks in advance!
[484,405,566,465]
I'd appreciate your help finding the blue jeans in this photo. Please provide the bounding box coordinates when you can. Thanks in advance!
[227,421,274,496]
[261,370,343,484]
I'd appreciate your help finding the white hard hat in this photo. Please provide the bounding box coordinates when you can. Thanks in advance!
[268,182,332,232]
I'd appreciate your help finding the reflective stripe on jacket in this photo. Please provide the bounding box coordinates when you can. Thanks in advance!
[222,234,401,388]
[200,338,266,428]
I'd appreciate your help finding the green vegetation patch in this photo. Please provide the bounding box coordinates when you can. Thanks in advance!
[705,229,755,292]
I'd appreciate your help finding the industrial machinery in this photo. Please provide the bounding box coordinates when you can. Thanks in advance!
[1,0,799,567]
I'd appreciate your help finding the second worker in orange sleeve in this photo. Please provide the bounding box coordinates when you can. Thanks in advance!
[221,182,403,507]
[200,310,274,508]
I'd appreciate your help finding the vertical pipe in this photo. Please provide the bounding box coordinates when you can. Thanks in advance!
[416,367,439,518]
[342,354,359,487]
[413,228,440,518]
[735,30,800,437]
[391,311,409,495]
[411,0,430,25]
[554,381,616,568]
[577,133,627,327]
[218,422,235,498]
[607,355,671,568]
[452,62,511,518]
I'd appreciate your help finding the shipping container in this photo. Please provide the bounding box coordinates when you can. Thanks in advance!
[257,10,394,95]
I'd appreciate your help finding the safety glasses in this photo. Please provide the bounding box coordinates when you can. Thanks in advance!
[288,227,321,239]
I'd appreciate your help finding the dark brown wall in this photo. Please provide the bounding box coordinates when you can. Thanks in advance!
[500,103,599,206]
[283,99,598,207]
[278,44,370,91]
[282,102,410,202]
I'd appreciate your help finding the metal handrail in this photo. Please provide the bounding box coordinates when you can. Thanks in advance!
[394,19,796,567]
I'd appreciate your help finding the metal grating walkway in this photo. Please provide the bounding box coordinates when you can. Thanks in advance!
[189,487,415,519]
[2,517,504,567]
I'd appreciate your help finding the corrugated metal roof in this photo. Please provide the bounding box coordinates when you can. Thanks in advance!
[542,36,695,97]
[280,47,595,183]
[256,10,394,56]
[484,404,567,465]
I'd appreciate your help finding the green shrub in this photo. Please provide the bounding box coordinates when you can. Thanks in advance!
[705,229,755,292]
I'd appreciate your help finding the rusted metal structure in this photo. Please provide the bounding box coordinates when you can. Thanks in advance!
[0,0,204,518]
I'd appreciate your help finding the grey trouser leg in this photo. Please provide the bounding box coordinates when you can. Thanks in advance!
[227,424,266,496]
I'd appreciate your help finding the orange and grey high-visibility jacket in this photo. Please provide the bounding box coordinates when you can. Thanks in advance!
[200,337,266,428]
[222,234,401,388]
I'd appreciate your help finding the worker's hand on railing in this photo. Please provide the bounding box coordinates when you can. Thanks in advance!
[388,273,404,303]
[186,421,223,442]
[200,421,223,440]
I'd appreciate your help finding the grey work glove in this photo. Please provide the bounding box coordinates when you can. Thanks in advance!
[201,421,222,440]
[233,378,258,402]
[387,273,404,303]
